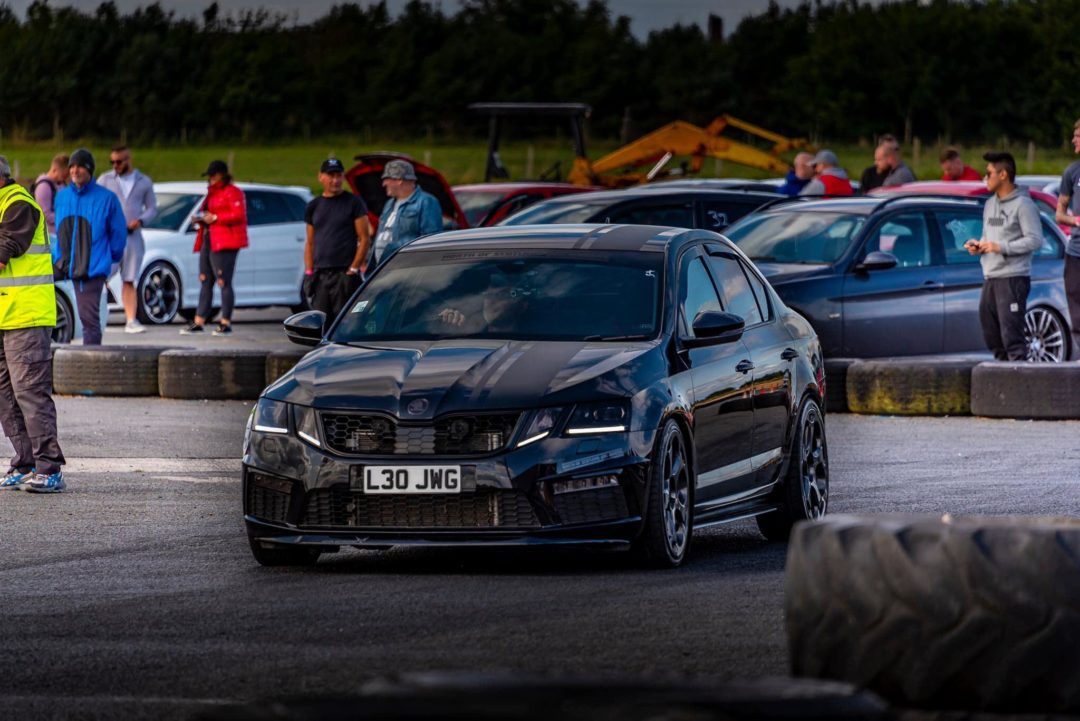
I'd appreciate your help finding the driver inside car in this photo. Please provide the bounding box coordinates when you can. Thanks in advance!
[436,271,534,335]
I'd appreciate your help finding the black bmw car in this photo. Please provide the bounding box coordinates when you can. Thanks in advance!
[243,224,828,568]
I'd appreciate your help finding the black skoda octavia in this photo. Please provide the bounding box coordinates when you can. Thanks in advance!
[243,224,828,567]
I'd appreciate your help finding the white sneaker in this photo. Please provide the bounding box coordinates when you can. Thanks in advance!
[124,319,146,334]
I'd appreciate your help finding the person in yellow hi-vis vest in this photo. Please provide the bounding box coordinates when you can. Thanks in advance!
[0,155,66,493]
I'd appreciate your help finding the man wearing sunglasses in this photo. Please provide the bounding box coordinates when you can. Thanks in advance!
[964,151,1042,360]
[1055,119,1080,358]
[98,145,157,333]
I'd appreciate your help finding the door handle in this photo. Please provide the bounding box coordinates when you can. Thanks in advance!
[781,348,799,361]
[921,281,943,290]
[736,360,755,373]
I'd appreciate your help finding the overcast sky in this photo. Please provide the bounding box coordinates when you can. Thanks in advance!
[0,0,895,37]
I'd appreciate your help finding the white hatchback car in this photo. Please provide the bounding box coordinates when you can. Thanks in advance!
[104,181,314,324]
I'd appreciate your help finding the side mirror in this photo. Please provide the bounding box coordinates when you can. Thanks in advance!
[855,251,898,272]
[284,310,326,347]
[684,311,745,348]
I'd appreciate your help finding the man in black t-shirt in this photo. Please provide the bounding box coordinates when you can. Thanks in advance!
[304,158,371,321]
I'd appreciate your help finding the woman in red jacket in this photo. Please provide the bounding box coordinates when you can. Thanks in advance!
[181,159,248,336]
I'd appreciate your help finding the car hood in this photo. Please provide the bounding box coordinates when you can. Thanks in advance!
[752,262,833,284]
[267,340,665,418]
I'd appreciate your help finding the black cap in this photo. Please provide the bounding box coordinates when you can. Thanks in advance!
[320,158,345,174]
[69,148,95,176]
[201,159,229,177]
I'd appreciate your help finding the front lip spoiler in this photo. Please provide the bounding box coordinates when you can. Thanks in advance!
[246,516,639,549]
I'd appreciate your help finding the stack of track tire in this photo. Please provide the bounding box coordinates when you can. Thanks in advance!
[786,514,1080,714]
[844,358,980,416]
[53,345,171,396]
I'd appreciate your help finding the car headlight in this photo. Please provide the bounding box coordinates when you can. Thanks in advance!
[517,407,564,447]
[294,405,321,447]
[566,400,630,435]
[253,397,289,434]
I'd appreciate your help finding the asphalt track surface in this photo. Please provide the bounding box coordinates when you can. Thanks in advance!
[1,398,1078,720]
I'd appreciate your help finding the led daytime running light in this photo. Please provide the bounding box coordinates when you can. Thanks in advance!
[566,425,627,435]
[253,424,288,434]
[516,431,549,447]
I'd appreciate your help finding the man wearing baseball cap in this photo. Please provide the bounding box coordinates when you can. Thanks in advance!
[303,157,371,321]
[371,158,443,266]
[799,149,854,196]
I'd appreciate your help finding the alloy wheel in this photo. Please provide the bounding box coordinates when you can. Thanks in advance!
[799,406,828,520]
[140,263,181,324]
[1025,307,1067,363]
[660,430,690,558]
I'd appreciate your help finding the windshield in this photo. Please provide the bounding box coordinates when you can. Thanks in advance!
[333,249,663,342]
[454,190,506,226]
[499,201,601,226]
[144,193,201,231]
[724,211,866,264]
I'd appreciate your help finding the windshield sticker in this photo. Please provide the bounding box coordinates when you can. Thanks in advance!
[351,300,369,313]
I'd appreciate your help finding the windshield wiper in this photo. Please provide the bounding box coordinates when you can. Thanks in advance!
[583,334,651,342]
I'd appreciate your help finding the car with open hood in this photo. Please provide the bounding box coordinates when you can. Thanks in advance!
[243,223,828,568]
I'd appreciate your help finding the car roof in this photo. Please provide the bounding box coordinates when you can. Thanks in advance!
[401,223,700,254]
[758,195,986,216]
[153,181,312,197]
[451,182,592,194]
[526,187,781,206]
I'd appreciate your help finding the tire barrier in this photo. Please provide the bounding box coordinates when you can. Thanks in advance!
[845,359,979,416]
[53,346,169,396]
[786,514,1080,713]
[265,349,310,386]
[158,349,269,400]
[824,358,858,413]
[971,361,1080,419]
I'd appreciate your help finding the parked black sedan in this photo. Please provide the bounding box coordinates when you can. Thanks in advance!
[499,187,780,232]
[243,224,827,568]
[723,195,1072,360]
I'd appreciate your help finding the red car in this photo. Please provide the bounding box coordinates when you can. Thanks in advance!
[870,181,1068,234]
[345,152,470,232]
[452,182,599,226]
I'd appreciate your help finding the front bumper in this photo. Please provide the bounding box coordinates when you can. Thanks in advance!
[243,426,656,549]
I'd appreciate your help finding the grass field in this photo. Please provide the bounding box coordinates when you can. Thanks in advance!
[3,138,1076,192]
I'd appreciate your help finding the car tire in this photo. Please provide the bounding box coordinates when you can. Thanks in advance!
[786,514,1080,712]
[632,419,693,568]
[158,349,269,400]
[53,346,164,396]
[136,261,182,325]
[845,359,978,416]
[52,292,74,344]
[248,535,322,567]
[1025,305,1070,362]
[757,397,829,542]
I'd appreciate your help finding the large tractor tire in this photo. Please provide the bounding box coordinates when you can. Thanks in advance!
[971,361,1080,419]
[53,346,166,396]
[786,514,1080,713]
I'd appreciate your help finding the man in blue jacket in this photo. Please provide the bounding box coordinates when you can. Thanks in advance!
[53,148,127,345]
[371,159,443,266]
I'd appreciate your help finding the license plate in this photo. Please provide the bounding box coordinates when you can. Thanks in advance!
[362,466,462,494]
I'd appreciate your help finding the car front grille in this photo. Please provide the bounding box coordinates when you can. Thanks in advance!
[301,486,540,529]
[553,487,630,526]
[246,472,293,523]
[320,412,521,456]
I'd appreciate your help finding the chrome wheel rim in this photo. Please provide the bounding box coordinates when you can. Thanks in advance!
[660,430,690,558]
[140,264,180,324]
[800,408,828,520]
[1025,307,1066,362]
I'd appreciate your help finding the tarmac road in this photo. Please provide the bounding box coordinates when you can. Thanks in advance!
[0,400,1077,720]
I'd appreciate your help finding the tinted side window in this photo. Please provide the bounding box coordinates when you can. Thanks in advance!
[281,192,308,222]
[700,200,757,230]
[739,259,773,322]
[609,203,694,228]
[864,212,932,267]
[707,254,763,326]
[934,211,983,265]
[1039,220,1064,258]
[679,255,722,336]
[246,191,294,226]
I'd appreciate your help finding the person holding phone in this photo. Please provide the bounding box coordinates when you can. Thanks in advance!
[181,160,247,336]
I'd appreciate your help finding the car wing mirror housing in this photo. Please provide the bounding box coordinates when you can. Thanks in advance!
[684,311,745,348]
[284,310,326,347]
[856,250,898,272]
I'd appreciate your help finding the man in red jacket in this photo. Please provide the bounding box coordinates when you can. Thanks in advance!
[799,150,854,196]
[940,147,982,181]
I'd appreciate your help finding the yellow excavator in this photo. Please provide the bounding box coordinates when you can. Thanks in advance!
[469,103,812,188]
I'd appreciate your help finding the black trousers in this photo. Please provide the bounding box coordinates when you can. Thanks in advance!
[197,242,239,322]
[310,268,360,322]
[1064,254,1080,359]
[979,275,1030,361]
[74,276,106,345]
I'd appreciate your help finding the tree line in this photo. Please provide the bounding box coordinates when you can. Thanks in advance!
[4,0,1080,146]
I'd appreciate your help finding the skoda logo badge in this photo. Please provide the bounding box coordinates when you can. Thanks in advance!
[407,398,429,415]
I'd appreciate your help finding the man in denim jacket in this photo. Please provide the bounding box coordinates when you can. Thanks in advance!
[371,159,442,266]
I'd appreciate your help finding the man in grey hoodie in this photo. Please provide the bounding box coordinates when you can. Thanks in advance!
[964,151,1042,360]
